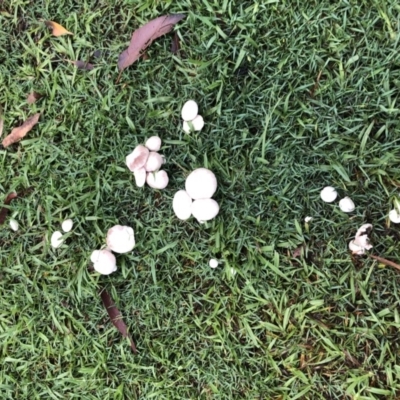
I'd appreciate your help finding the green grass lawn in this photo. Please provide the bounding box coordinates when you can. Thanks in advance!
[1,0,400,398]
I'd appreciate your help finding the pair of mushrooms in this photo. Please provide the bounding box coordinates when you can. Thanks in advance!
[90,225,135,275]
[50,219,74,249]
[173,168,219,223]
[126,136,169,189]
[181,100,204,133]
[320,186,355,212]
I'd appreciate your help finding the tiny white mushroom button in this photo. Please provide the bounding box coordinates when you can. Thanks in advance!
[51,231,63,249]
[389,209,400,223]
[9,218,19,232]
[145,136,162,151]
[209,259,219,268]
[181,100,198,121]
[62,219,73,232]
[339,197,355,213]
[145,152,164,172]
[320,186,338,203]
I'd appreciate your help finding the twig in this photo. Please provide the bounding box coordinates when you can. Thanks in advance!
[369,254,400,271]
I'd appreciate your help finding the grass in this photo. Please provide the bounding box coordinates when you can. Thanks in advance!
[1,0,400,398]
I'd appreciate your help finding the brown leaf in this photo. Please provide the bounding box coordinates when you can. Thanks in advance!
[100,288,137,353]
[2,113,40,147]
[27,92,42,104]
[45,20,73,37]
[0,192,18,225]
[170,32,180,54]
[118,14,186,72]
[73,60,94,70]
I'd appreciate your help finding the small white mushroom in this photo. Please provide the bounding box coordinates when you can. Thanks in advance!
[339,197,355,213]
[173,190,192,220]
[349,223,373,255]
[145,136,162,151]
[126,145,149,172]
[304,216,313,223]
[9,218,19,232]
[146,170,169,189]
[191,198,219,223]
[320,186,338,203]
[144,152,164,172]
[61,219,73,232]
[133,167,146,187]
[181,100,198,121]
[209,258,219,268]
[90,249,117,275]
[106,225,135,254]
[183,115,204,133]
[185,168,217,200]
[51,231,64,249]
[389,209,400,223]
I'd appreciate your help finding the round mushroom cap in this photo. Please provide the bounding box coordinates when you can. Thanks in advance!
[51,231,64,249]
[145,136,162,151]
[62,219,73,232]
[181,100,198,121]
[339,197,355,212]
[185,168,217,200]
[106,225,135,254]
[173,190,192,220]
[146,170,169,189]
[183,115,204,133]
[209,258,219,268]
[320,186,338,203]
[91,249,117,275]
[126,145,150,172]
[389,209,400,223]
[9,218,19,232]
[191,198,219,223]
[145,152,164,172]
[133,167,146,187]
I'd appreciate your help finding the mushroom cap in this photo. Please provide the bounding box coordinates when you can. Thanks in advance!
[304,216,313,223]
[172,190,193,220]
[389,209,400,223]
[146,170,169,189]
[339,197,355,213]
[9,218,19,232]
[106,225,135,254]
[181,100,198,121]
[145,152,164,172]
[183,115,204,133]
[320,186,338,203]
[209,258,219,268]
[133,167,146,187]
[62,219,73,232]
[91,249,117,275]
[51,231,63,249]
[185,168,217,200]
[191,198,219,223]
[350,223,373,255]
[145,136,162,151]
[126,145,149,172]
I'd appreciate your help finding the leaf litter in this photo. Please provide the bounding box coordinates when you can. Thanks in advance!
[27,92,42,104]
[45,21,73,37]
[2,113,40,147]
[0,192,18,225]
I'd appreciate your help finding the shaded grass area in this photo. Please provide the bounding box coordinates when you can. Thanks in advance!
[1,0,400,398]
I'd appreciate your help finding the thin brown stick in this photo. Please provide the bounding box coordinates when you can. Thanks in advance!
[309,70,322,98]
[369,254,400,271]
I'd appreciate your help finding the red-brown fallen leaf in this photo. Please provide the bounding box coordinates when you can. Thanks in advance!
[118,14,185,72]
[73,60,94,70]
[100,288,137,353]
[45,20,73,37]
[27,92,42,104]
[171,31,180,54]
[0,192,18,225]
[2,113,40,147]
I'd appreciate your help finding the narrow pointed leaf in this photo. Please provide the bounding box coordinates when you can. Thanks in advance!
[45,20,73,37]
[2,113,40,147]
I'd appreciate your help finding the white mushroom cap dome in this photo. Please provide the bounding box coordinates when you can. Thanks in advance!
[173,190,192,220]
[191,198,219,223]
[185,168,217,200]
[146,170,169,189]
[145,136,162,151]
[181,100,198,121]
[91,249,117,275]
[126,145,149,172]
[145,152,164,172]
[320,186,338,203]
[106,225,135,254]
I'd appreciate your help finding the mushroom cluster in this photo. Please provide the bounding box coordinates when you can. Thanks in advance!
[126,137,168,189]
[173,168,219,223]
[320,186,355,213]
[90,224,135,275]
[181,100,204,133]
[51,218,74,249]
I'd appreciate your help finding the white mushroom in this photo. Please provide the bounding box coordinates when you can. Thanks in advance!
[9,218,19,232]
[191,198,219,223]
[181,100,198,121]
[304,216,313,223]
[145,136,162,151]
[209,258,219,268]
[389,209,400,223]
[51,231,64,249]
[126,145,149,172]
[172,190,192,220]
[61,219,73,232]
[320,186,338,203]
[339,197,355,213]
[90,249,117,275]
[106,225,135,254]
[183,115,204,133]
[349,223,373,255]
[185,168,217,200]
[146,170,169,189]
[133,167,146,187]
[144,152,164,172]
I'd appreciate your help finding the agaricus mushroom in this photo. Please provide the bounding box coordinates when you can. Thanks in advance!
[51,231,63,249]
[145,136,162,151]
[304,216,313,223]
[173,190,192,220]
[106,225,135,254]
[9,218,19,232]
[183,115,204,133]
[145,152,164,172]
[339,197,355,213]
[133,167,146,187]
[185,168,217,200]
[389,209,400,223]
[126,145,149,172]
[191,198,219,223]
[62,219,73,232]
[209,258,219,268]
[146,170,169,189]
[320,186,338,203]
[90,249,117,275]
[181,100,198,121]
[349,223,373,255]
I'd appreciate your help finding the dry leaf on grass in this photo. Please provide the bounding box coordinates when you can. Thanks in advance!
[171,31,180,54]
[118,14,185,72]
[27,92,42,104]
[0,192,18,225]
[73,60,94,70]
[100,288,137,353]
[2,113,40,147]
[45,20,73,37]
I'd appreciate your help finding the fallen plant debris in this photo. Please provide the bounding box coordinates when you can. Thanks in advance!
[369,254,400,272]
[0,105,3,137]
[2,113,40,147]
[171,31,180,54]
[45,20,73,37]
[27,92,42,104]
[118,14,186,72]
[73,60,94,71]
[100,288,137,353]
[0,192,18,225]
